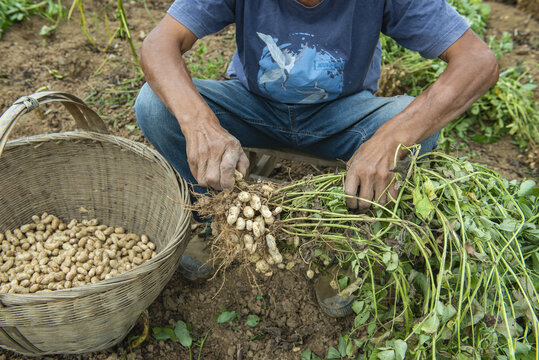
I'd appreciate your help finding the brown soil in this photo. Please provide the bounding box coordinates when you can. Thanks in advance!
[0,1,537,360]
[493,0,539,20]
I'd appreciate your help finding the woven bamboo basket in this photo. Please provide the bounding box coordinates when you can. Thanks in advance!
[0,91,190,356]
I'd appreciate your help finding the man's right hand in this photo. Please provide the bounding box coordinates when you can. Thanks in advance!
[183,116,249,190]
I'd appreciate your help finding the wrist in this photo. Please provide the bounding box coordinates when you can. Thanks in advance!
[375,112,426,149]
[175,107,218,134]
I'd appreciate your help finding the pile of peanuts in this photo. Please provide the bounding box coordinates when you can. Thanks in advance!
[0,213,157,294]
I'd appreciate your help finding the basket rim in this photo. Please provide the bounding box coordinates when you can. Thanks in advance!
[5,130,165,167]
[0,130,191,301]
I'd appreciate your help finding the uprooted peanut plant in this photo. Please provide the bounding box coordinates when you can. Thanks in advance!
[195,149,539,359]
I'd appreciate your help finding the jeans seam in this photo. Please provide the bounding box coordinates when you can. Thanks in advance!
[348,127,367,143]
[288,105,298,145]
[218,116,293,136]
[213,111,266,124]
[297,127,368,138]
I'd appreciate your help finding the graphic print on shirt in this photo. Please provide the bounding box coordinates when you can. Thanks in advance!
[256,32,345,104]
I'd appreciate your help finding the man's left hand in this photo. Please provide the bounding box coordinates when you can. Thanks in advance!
[344,134,401,211]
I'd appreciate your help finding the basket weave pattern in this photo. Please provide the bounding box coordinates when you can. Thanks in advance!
[0,92,190,355]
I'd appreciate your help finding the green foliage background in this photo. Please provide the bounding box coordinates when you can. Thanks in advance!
[378,0,538,150]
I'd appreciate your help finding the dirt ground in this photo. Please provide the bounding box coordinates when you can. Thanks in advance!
[0,1,537,359]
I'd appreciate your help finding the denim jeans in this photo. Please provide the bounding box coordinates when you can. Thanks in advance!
[134,79,439,193]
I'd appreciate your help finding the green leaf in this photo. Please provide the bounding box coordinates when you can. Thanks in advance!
[246,314,260,327]
[423,178,436,200]
[417,334,430,348]
[346,340,354,357]
[357,249,368,259]
[411,271,428,298]
[248,331,265,341]
[217,310,238,324]
[498,219,520,232]
[327,346,342,359]
[442,304,457,324]
[338,336,347,356]
[394,340,407,360]
[522,83,537,91]
[437,302,457,324]
[518,180,536,197]
[517,201,533,220]
[164,326,178,342]
[301,348,312,360]
[337,275,349,289]
[152,327,172,341]
[352,300,365,314]
[415,195,434,220]
[495,316,520,338]
[382,251,399,272]
[464,299,485,326]
[377,349,395,360]
[354,312,370,327]
[174,321,193,348]
[421,315,440,334]
[367,322,377,336]
[514,341,530,355]
[39,24,56,36]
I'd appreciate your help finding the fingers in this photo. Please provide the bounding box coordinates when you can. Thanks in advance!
[388,179,400,202]
[236,151,250,177]
[344,169,360,209]
[220,146,250,190]
[346,152,395,211]
[188,135,246,190]
[357,175,374,211]
[186,144,200,185]
[219,147,241,190]
[374,179,388,207]
[205,155,222,190]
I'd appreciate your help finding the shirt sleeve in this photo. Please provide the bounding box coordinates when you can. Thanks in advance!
[382,0,470,59]
[167,0,235,39]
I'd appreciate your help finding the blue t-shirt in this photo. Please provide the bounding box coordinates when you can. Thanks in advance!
[168,0,469,104]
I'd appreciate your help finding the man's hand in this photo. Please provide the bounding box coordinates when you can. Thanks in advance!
[183,118,249,190]
[344,29,498,210]
[344,135,400,211]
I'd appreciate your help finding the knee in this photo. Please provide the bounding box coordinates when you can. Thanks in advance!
[134,83,171,139]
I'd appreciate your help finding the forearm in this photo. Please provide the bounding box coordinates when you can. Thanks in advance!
[140,20,217,132]
[373,30,499,149]
[139,15,249,189]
